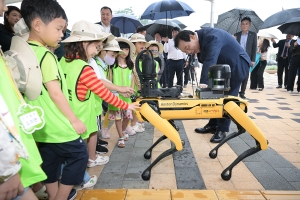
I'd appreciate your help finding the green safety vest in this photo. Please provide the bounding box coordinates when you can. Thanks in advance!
[25,43,79,143]
[0,56,47,188]
[60,57,97,139]
[108,65,133,111]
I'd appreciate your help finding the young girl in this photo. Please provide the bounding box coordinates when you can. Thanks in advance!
[107,37,137,148]
[89,38,134,153]
[129,33,151,133]
[59,21,139,168]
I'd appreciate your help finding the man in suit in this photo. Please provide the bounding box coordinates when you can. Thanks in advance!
[174,28,251,143]
[96,6,120,37]
[271,34,294,89]
[234,17,257,99]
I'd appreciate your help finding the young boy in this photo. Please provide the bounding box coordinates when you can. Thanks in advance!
[0,1,46,200]
[21,0,88,199]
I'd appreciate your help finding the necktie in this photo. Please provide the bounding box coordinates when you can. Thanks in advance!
[283,42,288,57]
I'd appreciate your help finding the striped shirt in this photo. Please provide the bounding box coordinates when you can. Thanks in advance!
[77,66,128,110]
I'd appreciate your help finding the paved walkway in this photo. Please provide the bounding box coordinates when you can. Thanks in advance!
[80,72,300,199]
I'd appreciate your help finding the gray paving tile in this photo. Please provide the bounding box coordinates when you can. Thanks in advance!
[109,151,131,162]
[122,180,149,189]
[134,139,153,148]
[290,182,300,190]
[95,173,124,189]
[274,167,300,182]
[176,180,206,189]
[173,148,197,167]
[253,172,296,190]
[101,161,128,174]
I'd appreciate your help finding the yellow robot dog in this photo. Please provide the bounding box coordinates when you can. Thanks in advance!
[132,50,268,181]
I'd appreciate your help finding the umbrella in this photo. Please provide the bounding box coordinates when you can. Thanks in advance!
[278,17,300,36]
[257,31,277,39]
[141,0,195,20]
[201,23,216,28]
[260,8,300,30]
[215,8,264,35]
[111,13,142,34]
[171,19,187,29]
[141,0,194,37]
[144,19,181,38]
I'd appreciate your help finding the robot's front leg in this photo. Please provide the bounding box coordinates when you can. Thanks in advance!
[138,102,184,181]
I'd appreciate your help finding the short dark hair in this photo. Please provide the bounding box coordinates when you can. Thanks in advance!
[4,6,21,33]
[21,0,67,29]
[136,26,146,33]
[64,41,98,62]
[101,6,112,14]
[172,27,180,32]
[174,30,194,48]
[241,16,251,23]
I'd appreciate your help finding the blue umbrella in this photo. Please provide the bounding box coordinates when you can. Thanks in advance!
[141,0,195,20]
[111,13,142,34]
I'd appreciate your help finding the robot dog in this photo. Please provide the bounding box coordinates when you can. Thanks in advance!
[132,50,268,181]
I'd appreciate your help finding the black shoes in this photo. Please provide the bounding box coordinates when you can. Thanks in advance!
[68,189,77,200]
[258,88,263,91]
[276,85,282,88]
[96,138,109,154]
[195,125,217,134]
[284,85,287,89]
[96,145,108,154]
[239,94,246,99]
[210,131,226,143]
[98,138,108,146]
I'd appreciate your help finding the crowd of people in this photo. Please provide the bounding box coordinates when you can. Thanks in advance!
[0,0,299,200]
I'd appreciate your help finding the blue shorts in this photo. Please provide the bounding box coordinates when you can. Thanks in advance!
[11,187,29,200]
[38,137,88,185]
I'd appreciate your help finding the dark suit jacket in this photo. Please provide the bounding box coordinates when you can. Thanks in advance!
[196,28,251,86]
[235,31,257,63]
[0,24,14,52]
[95,22,121,37]
[273,39,295,62]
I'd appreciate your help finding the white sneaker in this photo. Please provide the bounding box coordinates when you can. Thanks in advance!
[101,128,110,139]
[138,122,145,128]
[34,185,48,200]
[74,175,97,190]
[125,126,136,135]
[132,124,144,133]
[87,155,109,167]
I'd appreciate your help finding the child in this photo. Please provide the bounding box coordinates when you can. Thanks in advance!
[147,40,164,71]
[0,3,47,198]
[59,21,139,168]
[21,0,87,199]
[107,37,137,147]
[89,37,134,142]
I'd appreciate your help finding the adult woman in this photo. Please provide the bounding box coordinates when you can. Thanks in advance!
[251,38,270,91]
[0,6,21,51]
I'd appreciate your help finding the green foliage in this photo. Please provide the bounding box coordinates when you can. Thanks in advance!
[265,65,277,70]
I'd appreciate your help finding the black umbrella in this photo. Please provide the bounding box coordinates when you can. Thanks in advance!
[170,19,187,29]
[141,0,194,37]
[144,19,181,38]
[260,8,300,30]
[215,8,263,35]
[278,17,300,36]
[111,14,142,34]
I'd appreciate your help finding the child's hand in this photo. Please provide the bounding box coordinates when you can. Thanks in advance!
[70,118,86,134]
[118,86,135,97]
[128,102,140,110]
[0,173,24,200]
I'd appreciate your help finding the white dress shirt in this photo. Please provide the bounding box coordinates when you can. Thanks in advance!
[163,38,187,60]
[101,21,111,33]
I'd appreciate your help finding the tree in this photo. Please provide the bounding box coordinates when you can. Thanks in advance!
[114,7,149,26]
